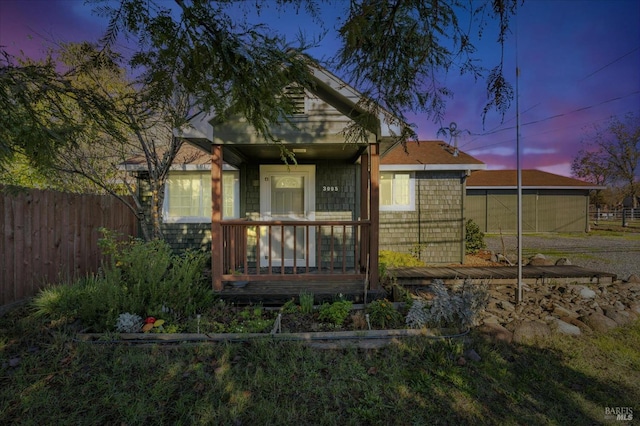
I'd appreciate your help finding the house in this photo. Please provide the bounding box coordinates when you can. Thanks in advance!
[166,62,405,290]
[130,61,487,291]
[465,170,603,233]
[131,140,486,269]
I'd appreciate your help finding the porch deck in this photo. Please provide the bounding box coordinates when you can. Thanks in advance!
[218,265,617,305]
[391,264,617,287]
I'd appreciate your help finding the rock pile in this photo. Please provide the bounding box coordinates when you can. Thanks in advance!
[479,277,640,344]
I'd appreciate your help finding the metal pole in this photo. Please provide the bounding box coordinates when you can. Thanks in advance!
[515,7,523,304]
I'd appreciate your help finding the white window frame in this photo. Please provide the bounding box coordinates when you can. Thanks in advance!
[379,171,415,212]
[163,170,239,223]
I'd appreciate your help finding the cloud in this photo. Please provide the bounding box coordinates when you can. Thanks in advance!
[468,147,514,157]
[523,147,557,155]
[538,162,573,178]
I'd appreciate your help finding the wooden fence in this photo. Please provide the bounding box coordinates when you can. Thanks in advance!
[1,187,137,306]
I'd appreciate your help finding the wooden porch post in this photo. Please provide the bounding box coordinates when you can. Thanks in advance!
[369,143,380,289]
[360,152,369,272]
[211,144,224,291]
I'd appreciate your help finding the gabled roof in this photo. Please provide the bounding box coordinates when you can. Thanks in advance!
[176,59,409,165]
[381,140,486,171]
[466,170,603,189]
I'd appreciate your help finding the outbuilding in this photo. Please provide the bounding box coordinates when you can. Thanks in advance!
[465,170,602,233]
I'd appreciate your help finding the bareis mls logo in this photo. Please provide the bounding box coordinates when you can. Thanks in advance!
[604,407,633,422]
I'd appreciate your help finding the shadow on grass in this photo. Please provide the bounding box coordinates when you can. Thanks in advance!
[1,309,638,425]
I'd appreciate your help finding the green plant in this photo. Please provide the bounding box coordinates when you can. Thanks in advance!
[31,283,83,322]
[31,230,215,332]
[227,306,273,333]
[280,298,298,314]
[366,299,403,329]
[379,250,425,268]
[318,299,352,327]
[465,219,486,254]
[298,291,314,314]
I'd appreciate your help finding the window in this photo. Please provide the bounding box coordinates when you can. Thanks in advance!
[163,171,239,222]
[380,172,414,211]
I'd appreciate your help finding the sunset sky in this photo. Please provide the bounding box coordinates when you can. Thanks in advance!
[1,0,638,177]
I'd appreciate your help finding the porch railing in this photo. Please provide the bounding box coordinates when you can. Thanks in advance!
[220,219,370,282]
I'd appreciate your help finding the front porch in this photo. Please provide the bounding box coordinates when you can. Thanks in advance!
[209,143,383,292]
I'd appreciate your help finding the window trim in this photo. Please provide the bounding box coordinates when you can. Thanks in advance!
[379,171,415,212]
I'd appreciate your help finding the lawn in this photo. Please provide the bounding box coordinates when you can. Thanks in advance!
[1,303,638,425]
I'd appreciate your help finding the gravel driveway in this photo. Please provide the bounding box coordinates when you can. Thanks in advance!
[484,234,640,281]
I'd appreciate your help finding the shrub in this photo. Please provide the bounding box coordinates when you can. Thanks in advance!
[465,219,486,254]
[406,279,488,329]
[379,250,425,268]
[379,250,424,288]
[32,230,215,332]
[318,299,353,327]
[366,299,403,329]
[405,299,430,329]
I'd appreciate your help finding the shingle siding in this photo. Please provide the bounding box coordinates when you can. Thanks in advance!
[379,171,465,264]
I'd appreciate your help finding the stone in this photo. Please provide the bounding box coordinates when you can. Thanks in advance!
[464,349,482,362]
[555,257,572,266]
[581,312,618,332]
[528,253,553,266]
[512,320,551,344]
[560,316,592,333]
[479,322,513,343]
[481,314,502,325]
[625,283,640,293]
[626,274,640,283]
[629,302,640,315]
[498,300,515,311]
[579,287,597,299]
[552,303,580,319]
[551,318,581,336]
[604,309,631,326]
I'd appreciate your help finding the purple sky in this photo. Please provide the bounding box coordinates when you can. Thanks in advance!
[1,0,638,177]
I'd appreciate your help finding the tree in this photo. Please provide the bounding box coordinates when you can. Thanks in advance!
[91,0,519,142]
[0,49,118,172]
[47,42,195,241]
[572,113,640,208]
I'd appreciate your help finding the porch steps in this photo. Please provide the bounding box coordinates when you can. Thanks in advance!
[218,279,386,306]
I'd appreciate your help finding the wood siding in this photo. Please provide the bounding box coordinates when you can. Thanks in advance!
[0,188,137,306]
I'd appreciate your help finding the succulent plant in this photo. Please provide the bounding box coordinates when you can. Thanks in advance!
[115,313,143,333]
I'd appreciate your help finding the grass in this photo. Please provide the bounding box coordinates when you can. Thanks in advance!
[1,304,639,425]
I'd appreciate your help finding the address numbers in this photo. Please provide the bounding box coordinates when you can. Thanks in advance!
[322,186,339,192]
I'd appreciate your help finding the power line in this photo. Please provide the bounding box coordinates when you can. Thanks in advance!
[580,46,640,82]
[466,90,640,139]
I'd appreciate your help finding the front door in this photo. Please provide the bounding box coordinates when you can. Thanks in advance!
[259,165,316,267]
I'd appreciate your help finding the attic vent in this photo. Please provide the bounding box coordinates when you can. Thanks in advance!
[284,85,306,115]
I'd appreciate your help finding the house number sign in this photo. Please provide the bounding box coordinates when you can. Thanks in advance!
[322,186,339,192]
